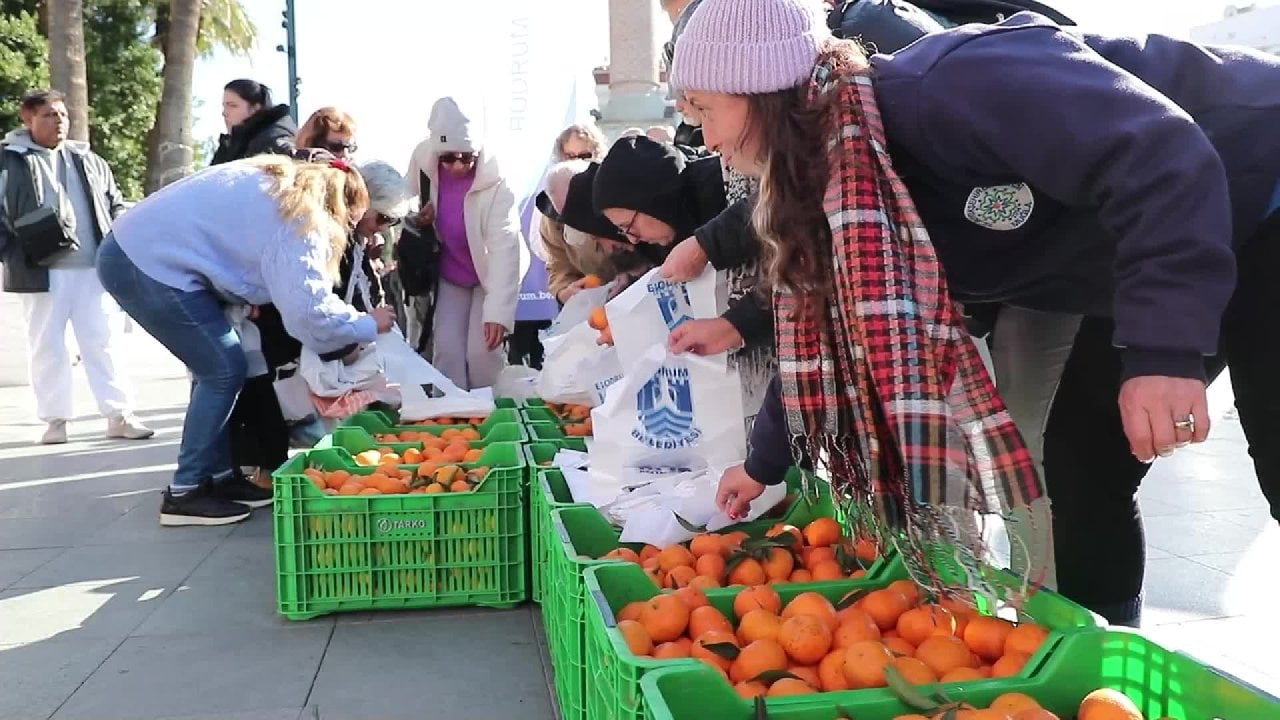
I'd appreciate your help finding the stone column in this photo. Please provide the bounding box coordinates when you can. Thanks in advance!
[604,0,668,124]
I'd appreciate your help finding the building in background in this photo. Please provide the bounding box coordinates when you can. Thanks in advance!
[1191,4,1280,53]
[595,0,673,138]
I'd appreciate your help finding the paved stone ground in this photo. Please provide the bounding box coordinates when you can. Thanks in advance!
[0,292,1277,719]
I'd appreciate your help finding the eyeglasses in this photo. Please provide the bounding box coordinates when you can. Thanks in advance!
[563,152,594,161]
[375,213,401,228]
[440,152,477,165]
[323,140,357,154]
[614,209,641,243]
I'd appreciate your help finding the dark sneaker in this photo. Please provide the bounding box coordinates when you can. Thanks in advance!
[160,485,252,527]
[208,473,274,508]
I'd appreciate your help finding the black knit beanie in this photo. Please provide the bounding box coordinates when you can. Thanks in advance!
[559,163,627,242]
[593,136,687,230]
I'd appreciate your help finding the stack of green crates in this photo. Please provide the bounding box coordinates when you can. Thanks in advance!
[543,481,884,720]
[525,441,589,604]
[272,442,527,620]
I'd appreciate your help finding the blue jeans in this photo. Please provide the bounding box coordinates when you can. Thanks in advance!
[97,234,246,491]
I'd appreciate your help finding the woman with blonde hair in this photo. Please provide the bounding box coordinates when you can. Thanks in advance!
[552,122,607,162]
[97,156,395,526]
[295,106,358,159]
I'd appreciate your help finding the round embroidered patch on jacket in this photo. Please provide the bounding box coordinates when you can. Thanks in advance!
[963,183,1035,231]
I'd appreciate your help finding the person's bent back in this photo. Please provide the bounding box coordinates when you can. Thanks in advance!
[97,156,394,527]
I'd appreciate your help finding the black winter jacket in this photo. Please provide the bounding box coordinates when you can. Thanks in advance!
[210,104,297,165]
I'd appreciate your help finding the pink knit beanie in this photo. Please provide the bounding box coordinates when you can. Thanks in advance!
[670,0,831,95]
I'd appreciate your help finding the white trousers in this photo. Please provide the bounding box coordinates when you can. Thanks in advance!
[20,267,134,421]
[430,279,504,391]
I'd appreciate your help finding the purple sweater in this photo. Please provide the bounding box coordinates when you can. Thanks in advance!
[436,167,480,287]
[744,13,1280,487]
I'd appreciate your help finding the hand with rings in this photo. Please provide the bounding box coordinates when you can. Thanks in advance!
[1118,375,1210,463]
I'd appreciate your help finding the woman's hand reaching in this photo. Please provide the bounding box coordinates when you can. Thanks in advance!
[370,306,397,334]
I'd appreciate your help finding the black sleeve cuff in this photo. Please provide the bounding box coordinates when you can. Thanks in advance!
[744,451,790,486]
[318,343,359,362]
[721,293,774,350]
[1120,349,1206,383]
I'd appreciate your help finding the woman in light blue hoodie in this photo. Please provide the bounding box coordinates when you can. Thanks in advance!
[97,156,396,527]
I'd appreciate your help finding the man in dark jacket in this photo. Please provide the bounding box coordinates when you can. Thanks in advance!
[0,89,153,445]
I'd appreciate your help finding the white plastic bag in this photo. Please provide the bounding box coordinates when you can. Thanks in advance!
[607,269,697,376]
[589,344,748,480]
[606,466,788,546]
[375,330,495,420]
[538,322,618,406]
[300,344,384,398]
[541,284,613,341]
[494,365,540,401]
[272,367,315,422]
[683,265,773,439]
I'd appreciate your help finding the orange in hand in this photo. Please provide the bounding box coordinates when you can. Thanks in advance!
[588,306,609,331]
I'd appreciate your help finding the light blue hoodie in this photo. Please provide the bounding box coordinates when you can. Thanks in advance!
[110,161,375,354]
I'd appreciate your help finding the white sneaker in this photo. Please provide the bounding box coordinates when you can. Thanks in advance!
[107,414,155,440]
[40,420,68,445]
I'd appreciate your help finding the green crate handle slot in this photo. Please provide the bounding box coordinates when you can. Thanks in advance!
[590,587,618,627]
[555,516,573,545]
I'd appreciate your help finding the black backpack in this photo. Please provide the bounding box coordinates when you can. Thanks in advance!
[827,0,1075,55]
[394,170,441,298]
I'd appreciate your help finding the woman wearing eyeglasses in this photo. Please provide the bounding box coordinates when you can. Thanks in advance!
[404,96,525,390]
[336,160,410,313]
[295,107,358,160]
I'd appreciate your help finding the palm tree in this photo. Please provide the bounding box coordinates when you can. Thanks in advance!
[145,0,257,192]
[46,0,90,141]
[152,0,256,59]
[146,0,200,191]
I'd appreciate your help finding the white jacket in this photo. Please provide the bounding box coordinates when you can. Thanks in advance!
[405,121,527,331]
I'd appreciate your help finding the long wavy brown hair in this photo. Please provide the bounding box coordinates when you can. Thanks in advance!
[749,39,869,316]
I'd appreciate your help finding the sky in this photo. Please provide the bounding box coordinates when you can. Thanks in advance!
[193,0,1261,171]
[193,0,610,171]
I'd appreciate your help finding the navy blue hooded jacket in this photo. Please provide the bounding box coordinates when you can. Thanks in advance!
[744,13,1280,487]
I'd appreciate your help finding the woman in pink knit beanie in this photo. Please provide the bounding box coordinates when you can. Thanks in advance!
[667,0,1280,627]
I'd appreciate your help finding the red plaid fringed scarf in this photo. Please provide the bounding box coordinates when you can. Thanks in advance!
[773,62,1050,598]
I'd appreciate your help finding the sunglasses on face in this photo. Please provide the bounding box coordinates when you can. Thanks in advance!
[376,213,401,227]
[440,152,477,165]
[563,151,594,161]
[324,140,357,154]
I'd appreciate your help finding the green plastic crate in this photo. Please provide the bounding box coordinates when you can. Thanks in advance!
[271,443,527,620]
[582,558,1098,720]
[316,425,524,455]
[529,422,573,442]
[550,488,871,720]
[640,630,1280,720]
[344,398,520,427]
[341,406,525,439]
[522,406,562,426]
[525,442,589,604]
[520,397,549,409]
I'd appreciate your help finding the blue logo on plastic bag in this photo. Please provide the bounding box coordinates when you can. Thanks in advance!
[646,279,693,330]
[632,364,702,450]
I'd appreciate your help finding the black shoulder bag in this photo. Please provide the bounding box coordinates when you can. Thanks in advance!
[4,151,77,267]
